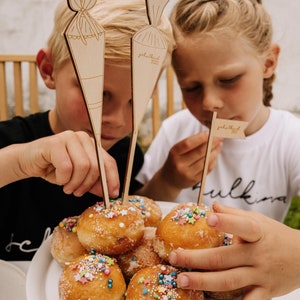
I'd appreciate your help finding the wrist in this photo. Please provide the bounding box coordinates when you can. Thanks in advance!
[0,144,28,187]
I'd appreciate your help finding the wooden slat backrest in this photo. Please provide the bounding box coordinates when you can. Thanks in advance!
[0,55,181,150]
[140,65,184,150]
[0,54,39,121]
[166,65,175,118]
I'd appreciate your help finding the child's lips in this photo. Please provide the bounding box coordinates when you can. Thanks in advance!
[101,134,116,141]
[201,119,211,128]
[85,130,116,141]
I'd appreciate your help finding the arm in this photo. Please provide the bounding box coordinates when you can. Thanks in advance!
[169,202,300,299]
[137,132,222,201]
[0,130,120,198]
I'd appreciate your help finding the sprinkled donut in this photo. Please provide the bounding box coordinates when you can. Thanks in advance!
[51,216,86,266]
[77,200,145,255]
[153,202,224,262]
[59,252,126,300]
[127,195,162,227]
[205,288,245,300]
[205,232,245,300]
[126,264,204,299]
[116,227,163,282]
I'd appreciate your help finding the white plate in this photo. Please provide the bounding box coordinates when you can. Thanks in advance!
[26,201,177,300]
[26,201,300,300]
[26,236,61,300]
[0,259,26,300]
[275,291,300,300]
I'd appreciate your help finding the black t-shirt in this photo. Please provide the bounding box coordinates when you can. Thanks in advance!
[0,112,144,260]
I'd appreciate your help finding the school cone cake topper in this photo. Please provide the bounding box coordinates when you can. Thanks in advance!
[122,0,170,204]
[198,112,248,205]
[64,0,110,207]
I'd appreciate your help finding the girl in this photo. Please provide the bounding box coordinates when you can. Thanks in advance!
[136,0,300,298]
[136,0,300,223]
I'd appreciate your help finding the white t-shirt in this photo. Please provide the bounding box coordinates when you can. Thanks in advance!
[136,108,300,222]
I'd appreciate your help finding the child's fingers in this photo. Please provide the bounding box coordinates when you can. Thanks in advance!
[209,202,263,243]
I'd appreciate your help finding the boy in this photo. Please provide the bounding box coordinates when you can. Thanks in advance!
[0,0,173,260]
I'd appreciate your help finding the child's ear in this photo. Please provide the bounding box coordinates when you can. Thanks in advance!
[36,48,55,89]
[263,44,280,78]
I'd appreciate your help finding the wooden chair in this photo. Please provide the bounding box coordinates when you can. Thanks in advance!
[152,66,185,135]
[139,66,185,150]
[0,54,39,121]
[0,54,182,149]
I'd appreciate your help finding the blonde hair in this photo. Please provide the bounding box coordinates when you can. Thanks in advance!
[170,0,275,106]
[48,0,174,71]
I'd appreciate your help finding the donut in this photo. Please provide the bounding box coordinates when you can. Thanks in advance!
[153,202,224,262]
[127,195,162,227]
[205,233,245,300]
[116,227,164,282]
[59,252,126,300]
[126,264,204,299]
[51,216,86,266]
[205,288,245,300]
[77,200,145,255]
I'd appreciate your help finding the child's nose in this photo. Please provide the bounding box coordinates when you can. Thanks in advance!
[202,89,223,112]
[104,107,127,127]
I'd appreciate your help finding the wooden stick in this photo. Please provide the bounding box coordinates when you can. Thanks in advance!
[197,112,217,205]
[122,129,138,204]
[95,143,110,207]
[64,0,110,208]
[122,0,169,204]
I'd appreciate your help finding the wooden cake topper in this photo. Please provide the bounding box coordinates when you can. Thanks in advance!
[122,0,170,203]
[64,0,109,207]
[197,112,248,205]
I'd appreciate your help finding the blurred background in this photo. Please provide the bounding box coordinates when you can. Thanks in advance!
[1,0,299,114]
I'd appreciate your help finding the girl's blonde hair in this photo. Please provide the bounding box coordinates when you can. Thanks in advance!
[170,0,275,106]
[48,0,174,71]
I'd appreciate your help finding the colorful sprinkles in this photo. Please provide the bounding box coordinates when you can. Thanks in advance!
[59,216,79,233]
[223,233,234,246]
[134,266,180,299]
[128,196,151,218]
[171,205,209,225]
[71,253,116,288]
[91,200,137,219]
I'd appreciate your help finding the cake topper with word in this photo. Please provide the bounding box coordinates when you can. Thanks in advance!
[122,0,170,204]
[197,112,248,205]
[64,0,109,207]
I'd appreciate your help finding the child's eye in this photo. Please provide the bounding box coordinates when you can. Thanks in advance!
[73,78,81,88]
[183,84,201,93]
[103,91,110,101]
[220,75,241,84]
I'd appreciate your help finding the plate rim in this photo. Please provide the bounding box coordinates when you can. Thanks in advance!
[26,236,53,300]
[0,259,26,278]
[0,259,26,299]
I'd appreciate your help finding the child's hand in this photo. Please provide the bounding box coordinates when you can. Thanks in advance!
[14,131,120,197]
[160,131,222,190]
[169,202,300,299]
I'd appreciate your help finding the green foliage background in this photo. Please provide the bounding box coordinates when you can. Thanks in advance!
[284,196,300,229]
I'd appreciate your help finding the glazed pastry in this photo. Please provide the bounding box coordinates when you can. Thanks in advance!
[153,202,224,262]
[126,264,204,299]
[128,195,162,227]
[59,252,126,300]
[77,200,144,255]
[116,227,163,282]
[51,216,86,266]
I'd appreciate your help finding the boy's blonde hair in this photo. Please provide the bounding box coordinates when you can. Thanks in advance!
[170,0,275,106]
[48,0,174,71]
